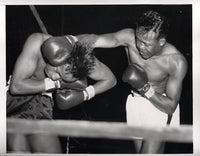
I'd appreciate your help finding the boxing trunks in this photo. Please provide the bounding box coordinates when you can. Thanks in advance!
[7,91,54,120]
[126,91,180,128]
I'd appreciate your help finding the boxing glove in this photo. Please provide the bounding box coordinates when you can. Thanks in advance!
[41,35,77,66]
[56,89,85,110]
[56,84,95,110]
[122,64,155,98]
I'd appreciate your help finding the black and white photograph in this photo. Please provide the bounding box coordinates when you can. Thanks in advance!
[1,0,200,155]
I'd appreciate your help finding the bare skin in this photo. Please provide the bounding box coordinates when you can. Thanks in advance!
[10,33,116,95]
[8,33,116,153]
[75,28,188,153]
[77,28,188,116]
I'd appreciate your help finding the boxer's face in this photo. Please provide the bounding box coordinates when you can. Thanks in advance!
[57,63,78,82]
[45,64,61,81]
[135,28,164,59]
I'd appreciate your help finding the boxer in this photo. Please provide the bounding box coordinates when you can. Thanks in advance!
[7,33,116,153]
[64,10,188,153]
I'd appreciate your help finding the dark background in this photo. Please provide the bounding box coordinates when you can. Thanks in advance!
[6,5,192,154]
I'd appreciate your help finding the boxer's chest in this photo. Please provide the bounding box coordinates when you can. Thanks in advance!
[135,58,169,93]
[127,48,169,83]
[142,60,169,83]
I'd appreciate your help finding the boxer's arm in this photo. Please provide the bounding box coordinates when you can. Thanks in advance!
[76,28,134,48]
[87,57,117,96]
[149,56,188,115]
[10,33,48,95]
[55,57,116,109]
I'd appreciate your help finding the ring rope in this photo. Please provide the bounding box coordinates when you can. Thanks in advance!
[29,5,48,34]
[7,118,192,143]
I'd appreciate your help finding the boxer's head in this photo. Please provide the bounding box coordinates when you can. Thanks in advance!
[135,10,169,39]
[135,10,169,59]
[55,42,95,82]
[41,36,75,66]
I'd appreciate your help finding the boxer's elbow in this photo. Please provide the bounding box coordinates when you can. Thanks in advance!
[9,83,18,95]
[112,76,117,88]
[165,100,178,115]
[107,75,117,89]
[9,82,24,95]
[166,106,175,115]
[169,103,178,115]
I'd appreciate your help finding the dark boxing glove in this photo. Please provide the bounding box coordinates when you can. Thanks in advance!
[41,35,77,66]
[56,89,84,110]
[122,63,155,98]
[56,85,95,110]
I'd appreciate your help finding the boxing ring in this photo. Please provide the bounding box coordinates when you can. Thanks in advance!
[15,5,191,144]
[5,5,193,154]
[7,118,192,143]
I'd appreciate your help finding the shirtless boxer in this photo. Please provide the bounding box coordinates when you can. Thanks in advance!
[7,33,116,153]
[68,10,187,153]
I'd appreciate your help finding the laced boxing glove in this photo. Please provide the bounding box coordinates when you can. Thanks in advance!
[122,63,155,98]
[41,35,77,66]
[56,85,95,110]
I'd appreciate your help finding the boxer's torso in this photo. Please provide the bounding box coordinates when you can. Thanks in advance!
[31,33,51,80]
[126,37,183,94]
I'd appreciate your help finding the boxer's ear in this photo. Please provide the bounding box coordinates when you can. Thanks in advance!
[159,38,166,47]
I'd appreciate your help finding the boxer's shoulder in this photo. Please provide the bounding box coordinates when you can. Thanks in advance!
[114,28,136,47]
[28,33,50,40]
[24,33,51,49]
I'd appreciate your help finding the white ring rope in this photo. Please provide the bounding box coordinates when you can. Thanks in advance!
[7,118,192,143]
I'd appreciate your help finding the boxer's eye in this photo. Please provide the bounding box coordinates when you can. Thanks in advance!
[65,66,70,70]
[64,65,71,71]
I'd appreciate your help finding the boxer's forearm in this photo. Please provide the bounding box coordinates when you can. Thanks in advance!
[148,93,178,115]
[87,57,117,96]
[93,78,117,95]
[10,78,46,95]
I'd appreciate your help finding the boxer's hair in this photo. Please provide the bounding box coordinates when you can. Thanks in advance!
[65,42,95,79]
[135,10,169,39]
